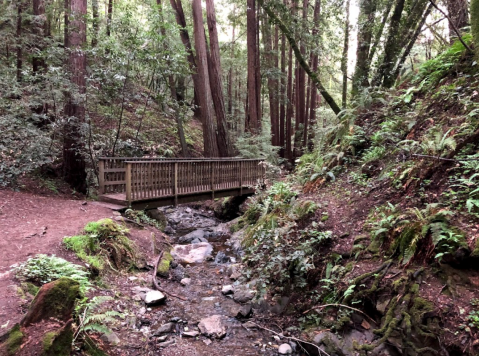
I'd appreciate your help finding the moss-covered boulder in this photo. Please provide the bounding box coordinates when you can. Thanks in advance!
[21,277,80,327]
[42,320,74,356]
[157,252,173,278]
[0,324,24,355]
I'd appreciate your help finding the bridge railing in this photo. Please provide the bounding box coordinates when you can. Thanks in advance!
[98,157,264,205]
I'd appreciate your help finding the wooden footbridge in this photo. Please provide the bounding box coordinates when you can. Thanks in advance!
[98,157,265,209]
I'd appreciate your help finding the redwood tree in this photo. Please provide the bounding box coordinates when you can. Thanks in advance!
[246,0,261,134]
[192,0,219,157]
[63,0,87,193]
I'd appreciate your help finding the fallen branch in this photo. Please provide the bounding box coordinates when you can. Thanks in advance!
[152,252,187,301]
[302,303,375,323]
[246,321,331,356]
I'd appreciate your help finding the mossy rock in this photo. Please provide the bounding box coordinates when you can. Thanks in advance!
[21,277,80,327]
[21,282,39,297]
[42,320,73,356]
[1,324,24,355]
[157,252,173,278]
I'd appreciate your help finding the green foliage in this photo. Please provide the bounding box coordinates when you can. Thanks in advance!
[414,35,473,89]
[449,153,479,215]
[74,296,123,341]
[420,129,457,157]
[290,200,318,220]
[12,254,91,294]
[63,219,138,273]
[124,209,165,230]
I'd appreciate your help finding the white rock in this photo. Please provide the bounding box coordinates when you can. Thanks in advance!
[221,285,234,295]
[278,343,292,354]
[198,315,227,339]
[171,242,213,264]
[180,278,191,286]
[144,290,166,305]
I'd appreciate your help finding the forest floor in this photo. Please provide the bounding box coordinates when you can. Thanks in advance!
[0,188,299,355]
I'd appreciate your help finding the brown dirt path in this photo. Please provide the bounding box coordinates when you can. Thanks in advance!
[0,189,114,329]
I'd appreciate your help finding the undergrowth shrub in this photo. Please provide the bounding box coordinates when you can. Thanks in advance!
[13,254,91,294]
[63,218,139,273]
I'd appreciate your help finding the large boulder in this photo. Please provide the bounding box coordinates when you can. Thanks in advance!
[22,277,80,327]
[171,243,213,264]
[198,315,227,339]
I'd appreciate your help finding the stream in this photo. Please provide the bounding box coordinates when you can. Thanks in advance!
[112,206,300,356]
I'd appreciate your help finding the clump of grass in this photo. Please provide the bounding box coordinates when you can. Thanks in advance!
[63,218,139,273]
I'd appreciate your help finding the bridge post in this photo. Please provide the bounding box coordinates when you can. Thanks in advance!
[98,159,105,194]
[210,161,215,200]
[125,162,132,206]
[239,161,243,195]
[173,162,178,206]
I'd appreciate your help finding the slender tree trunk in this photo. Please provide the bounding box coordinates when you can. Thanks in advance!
[264,20,279,147]
[246,0,261,134]
[106,0,112,36]
[63,0,87,193]
[368,0,393,63]
[192,0,219,157]
[285,45,293,161]
[33,0,47,74]
[16,2,23,82]
[308,0,321,151]
[473,0,479,52]
[64,0,69,48]
[352,0,376,96]
[227,6,236,116]
[279,30,286,158]
[206,0,232,156]
[341,0,350,108]
[446,0,469,42]
[91,0,99,47]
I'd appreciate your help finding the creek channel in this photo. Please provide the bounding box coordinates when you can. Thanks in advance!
[122,205,301,356]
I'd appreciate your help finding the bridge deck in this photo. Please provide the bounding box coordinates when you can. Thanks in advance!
[98,157,264,209]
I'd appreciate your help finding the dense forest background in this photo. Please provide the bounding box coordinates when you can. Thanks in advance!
[0,0,478,194]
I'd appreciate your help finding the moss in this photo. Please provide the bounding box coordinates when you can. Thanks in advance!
[321,214,329,222]
[5,324,23,355]
[42,324,73,356]
[20,282,40,297]
[157,252,173,277]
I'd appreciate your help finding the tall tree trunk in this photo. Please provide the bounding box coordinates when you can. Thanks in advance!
[16,1,23,82]
[279,30,286,158]
[157,0,188,157]
[63,0,87,193]
[246,0,261,134]
[308,0,321,151]
[33,0,47,74]
[285,45,293,161]
[64,0,69,48]
[352,0,376,96]
[206,0,233,156]
[264,20,279,147]
[91,0,99,47]
[341,0,350,108]
[368,0,393,63]
[227,6,236,116]
[106,0,112,36]
[473,0,479,52]
[192,0,219,157]
[446,0,469,42]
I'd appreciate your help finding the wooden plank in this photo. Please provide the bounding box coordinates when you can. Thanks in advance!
[99,160,105,194]
[173,162,178,206]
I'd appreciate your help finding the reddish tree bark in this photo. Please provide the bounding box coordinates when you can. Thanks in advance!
[63,0,87,193]
[33,0,47,74]
[279,30,286,158]
[308,0,321,151]
[106,0,113,36]
[206,0,233,156]
[246,0,261,134]
[285,45,293,162]
[192,0,219,157]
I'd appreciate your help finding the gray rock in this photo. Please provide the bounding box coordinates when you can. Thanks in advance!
[180,278,191,286]
[154,322,175,335]
[233,304,252,318]
[156,335,168,342]
[164,226,175,235]
[215,251,229,264]
[144,290,166,305]
[170,264,186,282]
[227,264,242,280]
[233,287,256,303]
[198,315,227,339]
[278,343,292,354]
[221,285,234,295]
[191,237,208,244]
[183,330,200,337]
[179,230,206,244]
[158,339,175,348]
[242,321,257,329]
[170,317,181,323]
[171,242,213,264]
[101,331,120,345]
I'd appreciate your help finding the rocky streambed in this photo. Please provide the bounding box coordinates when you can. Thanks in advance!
[101,206,299,356]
